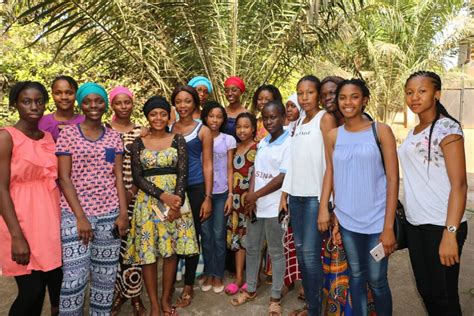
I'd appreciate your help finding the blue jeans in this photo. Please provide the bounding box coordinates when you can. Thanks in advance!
[340,225,392,316]
[201,191,228,279]
[289,195,323,316]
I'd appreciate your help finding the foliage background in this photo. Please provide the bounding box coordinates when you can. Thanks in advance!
[1,0,472,126]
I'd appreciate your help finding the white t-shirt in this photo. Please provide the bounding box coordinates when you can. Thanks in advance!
[282,110,326,197]
[255,130,291,218]
[398,117,466,226]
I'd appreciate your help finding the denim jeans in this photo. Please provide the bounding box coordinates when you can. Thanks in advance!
[406,221,467,316]
[201,191,228,279]
[289,195,323,316]
[340,225,392,316]
[246,216,285,299]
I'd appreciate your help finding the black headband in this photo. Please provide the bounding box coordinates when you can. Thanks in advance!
[143,96,171,117]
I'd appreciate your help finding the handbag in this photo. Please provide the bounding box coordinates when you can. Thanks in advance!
[371,122,408,250]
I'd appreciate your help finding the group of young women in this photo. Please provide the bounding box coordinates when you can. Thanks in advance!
[0,70,467,316]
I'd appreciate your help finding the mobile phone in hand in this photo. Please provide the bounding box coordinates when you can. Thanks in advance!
[370,242,385,262]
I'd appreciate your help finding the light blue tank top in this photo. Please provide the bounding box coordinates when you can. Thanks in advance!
[333,125,386,234]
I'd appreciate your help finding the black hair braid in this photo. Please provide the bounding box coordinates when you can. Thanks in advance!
[405,71,462,168]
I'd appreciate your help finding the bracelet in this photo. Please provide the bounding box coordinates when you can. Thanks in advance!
[204,194,212,200]
[228,192,234,197]
[127,189,135,197]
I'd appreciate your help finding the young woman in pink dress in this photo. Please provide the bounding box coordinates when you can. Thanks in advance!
[0,81,62,315]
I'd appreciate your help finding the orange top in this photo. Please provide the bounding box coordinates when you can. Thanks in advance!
[0,127,61,276]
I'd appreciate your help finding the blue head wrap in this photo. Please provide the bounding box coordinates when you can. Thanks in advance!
[76,82,109,110]
[188,76,213,94]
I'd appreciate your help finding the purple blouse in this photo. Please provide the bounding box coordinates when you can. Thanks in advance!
[213,133,237,194]
[39,113,85,141]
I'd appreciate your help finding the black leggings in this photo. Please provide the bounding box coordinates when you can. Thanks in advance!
[406,221,468,316]
[178,183,205,286]
[9,267,62,316]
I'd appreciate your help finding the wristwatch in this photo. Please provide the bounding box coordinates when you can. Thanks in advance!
[446,225,458,233]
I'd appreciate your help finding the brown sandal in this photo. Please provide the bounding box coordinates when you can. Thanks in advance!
[175,292,193,308]
[230,291,257,306]
[268,300,281,315]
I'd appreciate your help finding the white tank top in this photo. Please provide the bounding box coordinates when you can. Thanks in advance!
[282,110,326,197]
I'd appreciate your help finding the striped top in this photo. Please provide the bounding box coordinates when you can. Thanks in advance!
[109,124,142,190]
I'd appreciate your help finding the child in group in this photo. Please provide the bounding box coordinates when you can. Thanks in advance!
[39,75,84,141]
[251,84,282,141]
[225,112,258,295]
[200,101,237,293]
[231,101,290,316]
[56,82,129,314]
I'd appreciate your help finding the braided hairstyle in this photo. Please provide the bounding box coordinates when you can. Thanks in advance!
[404,71,461,165]
[251,84,282,114]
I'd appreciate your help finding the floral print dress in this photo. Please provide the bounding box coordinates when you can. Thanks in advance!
[124,134,199,264]
[226,142,257,251]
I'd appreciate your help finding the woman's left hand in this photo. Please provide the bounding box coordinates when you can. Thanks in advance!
[115,214,129,237]
[439,230,459,267]
[224,196,233,216]
[379,228,397,256]
[200,197,212,222]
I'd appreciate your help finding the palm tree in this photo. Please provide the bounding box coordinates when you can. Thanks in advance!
[9,0,354,105]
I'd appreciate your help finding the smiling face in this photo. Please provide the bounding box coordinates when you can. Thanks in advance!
[337,84,368,119]
[147,107,169,132]
[285,100,300,122]
[174,90,196,119]
[111,93,133,120]
[15,88,46,123]
[224,85,242,104]
[235,117,255,142]
[52,79,76,112]
[206,107,225,132]
[404,76,440,116]
[81,93,106,121]
[297,80,319,114]
[262,105,285,135]
[320,81,338,113]
[256,90,274,112]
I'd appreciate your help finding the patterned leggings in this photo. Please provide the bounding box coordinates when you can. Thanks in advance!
[59,210,120,315]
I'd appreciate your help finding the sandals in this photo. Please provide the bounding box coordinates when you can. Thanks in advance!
[289,305,308,316]
[225,282,248,295]
[162,307,179,316]
[111,295,127,316]
[175,292,194,308]
[268,300,281,316]
[230,291,257,306]
[132,300,147,316]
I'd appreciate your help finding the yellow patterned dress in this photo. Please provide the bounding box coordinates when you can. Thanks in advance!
[124,134,199,265]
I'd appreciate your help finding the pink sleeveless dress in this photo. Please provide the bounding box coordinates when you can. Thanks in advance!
[0,127,61,276]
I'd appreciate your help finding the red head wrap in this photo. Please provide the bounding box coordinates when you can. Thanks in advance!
[224,76,246,93]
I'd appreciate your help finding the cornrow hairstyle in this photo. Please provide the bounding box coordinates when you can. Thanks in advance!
[251,84,283,114]
[51,75,78,91]
[236,112,257,138]
[170,85,200,109]
[296,75,321,92]
[262,100,286,117]
[9,81,49,107]
[335,78,370,108]
[405,71,462,167]
[201,101,228,133]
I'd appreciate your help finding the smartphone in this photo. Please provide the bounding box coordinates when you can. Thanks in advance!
[112,226,120,239]
[370,242,386,262]
[250,211,257,223]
